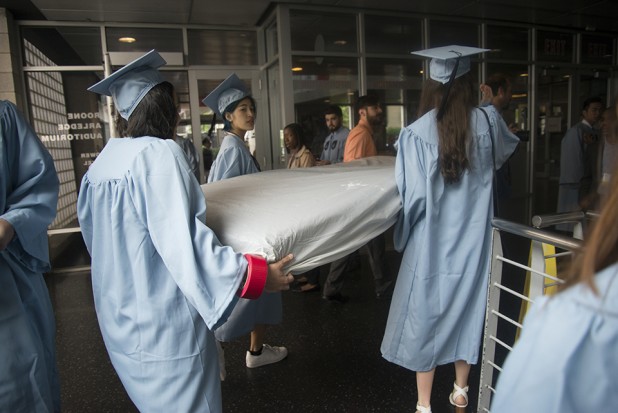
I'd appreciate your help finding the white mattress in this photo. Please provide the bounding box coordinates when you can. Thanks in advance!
[201,156,401,274]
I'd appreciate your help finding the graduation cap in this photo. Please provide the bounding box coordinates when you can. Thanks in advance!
[412,45,489,120]
[202,73,250,117]
[88,49,166,120]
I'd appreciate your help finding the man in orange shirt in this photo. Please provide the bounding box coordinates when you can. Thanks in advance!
[322,95,393,302]
[343,95,382,161]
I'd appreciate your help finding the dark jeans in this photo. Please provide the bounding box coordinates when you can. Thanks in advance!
[322,234,391,297]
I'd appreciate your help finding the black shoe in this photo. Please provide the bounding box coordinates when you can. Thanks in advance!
[322,293,349,304]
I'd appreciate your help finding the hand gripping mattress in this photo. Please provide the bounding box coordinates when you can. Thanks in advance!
[201,156,401,274]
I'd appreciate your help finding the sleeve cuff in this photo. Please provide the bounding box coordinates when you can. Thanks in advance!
[239,254,268,299]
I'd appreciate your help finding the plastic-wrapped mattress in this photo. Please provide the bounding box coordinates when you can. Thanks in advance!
[201,156,401,274]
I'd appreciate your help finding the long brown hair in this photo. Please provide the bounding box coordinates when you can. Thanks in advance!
[417,72,476,184]
[562,165,618,292]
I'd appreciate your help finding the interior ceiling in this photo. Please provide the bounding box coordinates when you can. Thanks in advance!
[6,0,618,34]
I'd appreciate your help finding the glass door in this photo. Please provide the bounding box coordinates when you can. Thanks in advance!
[532,67,609,216]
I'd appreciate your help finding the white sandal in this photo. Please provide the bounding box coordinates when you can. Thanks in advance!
[449,382,469,408]
[416,402,432,413]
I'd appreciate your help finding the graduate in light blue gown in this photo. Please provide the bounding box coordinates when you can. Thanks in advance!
[206,74,260,184]
[78,51,293,412]
[380,46,519,413]
[0,100,61,412]
[203,74,288,371]
[491,168,618,413]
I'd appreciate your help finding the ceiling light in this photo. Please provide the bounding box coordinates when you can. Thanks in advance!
[333,40,347,46]
[291,67,303,72]
[118,37,136,43]
[519,73,529,77]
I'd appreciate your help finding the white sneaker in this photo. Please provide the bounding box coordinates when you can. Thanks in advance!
[216,341,226,381]
[245,344,288,368]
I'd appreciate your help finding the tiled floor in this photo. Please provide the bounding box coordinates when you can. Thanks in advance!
[46,247,492,413]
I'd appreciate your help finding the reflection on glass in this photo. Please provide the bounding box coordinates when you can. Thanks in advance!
[290,10,356,52]
[581,34,613,65]
[536,31,574,63]
[366,58,424,152]
[485,64,530,223]
[188,29,258,65]
[21,26,103,66]
[486,25,529,61]
[106,27,183,53]
[292,56,357,159]
[429,20,478,47]
[268,64,283,168]
[265,21,279,61]
[24,39,107,230]
[161,71,192,146]
[365,15,422,55]
[534,66,569,215]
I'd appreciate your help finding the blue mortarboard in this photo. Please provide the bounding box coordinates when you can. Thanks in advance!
[202,73,250,117]
[88,49,166,120]
[412,45,489,120]
[412,45,489,83]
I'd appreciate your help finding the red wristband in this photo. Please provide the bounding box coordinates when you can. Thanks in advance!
[239,254,268,299]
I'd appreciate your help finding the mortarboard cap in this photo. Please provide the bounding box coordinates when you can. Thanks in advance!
[88,49,166,120]
[412,45,489,84]
[202,73,250,117]
[413,45,489,120]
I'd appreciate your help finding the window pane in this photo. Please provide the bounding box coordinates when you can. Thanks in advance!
[106,27,183,53]
[581,35,613,65]
[429,20,479,47]
[485,64,530,223]
[486,25,529,61]
[188,29,258,65]
[292,56,358,158]
[21,26,102,66]
[25,65,107,232]
[161,71,191,138]
[367,58,424,153]
[265,22,279,61]
[290,10,357,53]
[365,15,422,55]
[536,31,574,63]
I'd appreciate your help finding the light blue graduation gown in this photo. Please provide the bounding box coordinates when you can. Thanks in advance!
[77,137,246,412]
[491,263,618,413]
[206,132,282,342]
[207,133,259,183]
[0,100,60,412]
[381,106,519,372]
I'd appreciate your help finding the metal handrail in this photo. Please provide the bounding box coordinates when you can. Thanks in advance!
[478,219,583,413]
[530,211,599,229]
[492,218,582,251]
